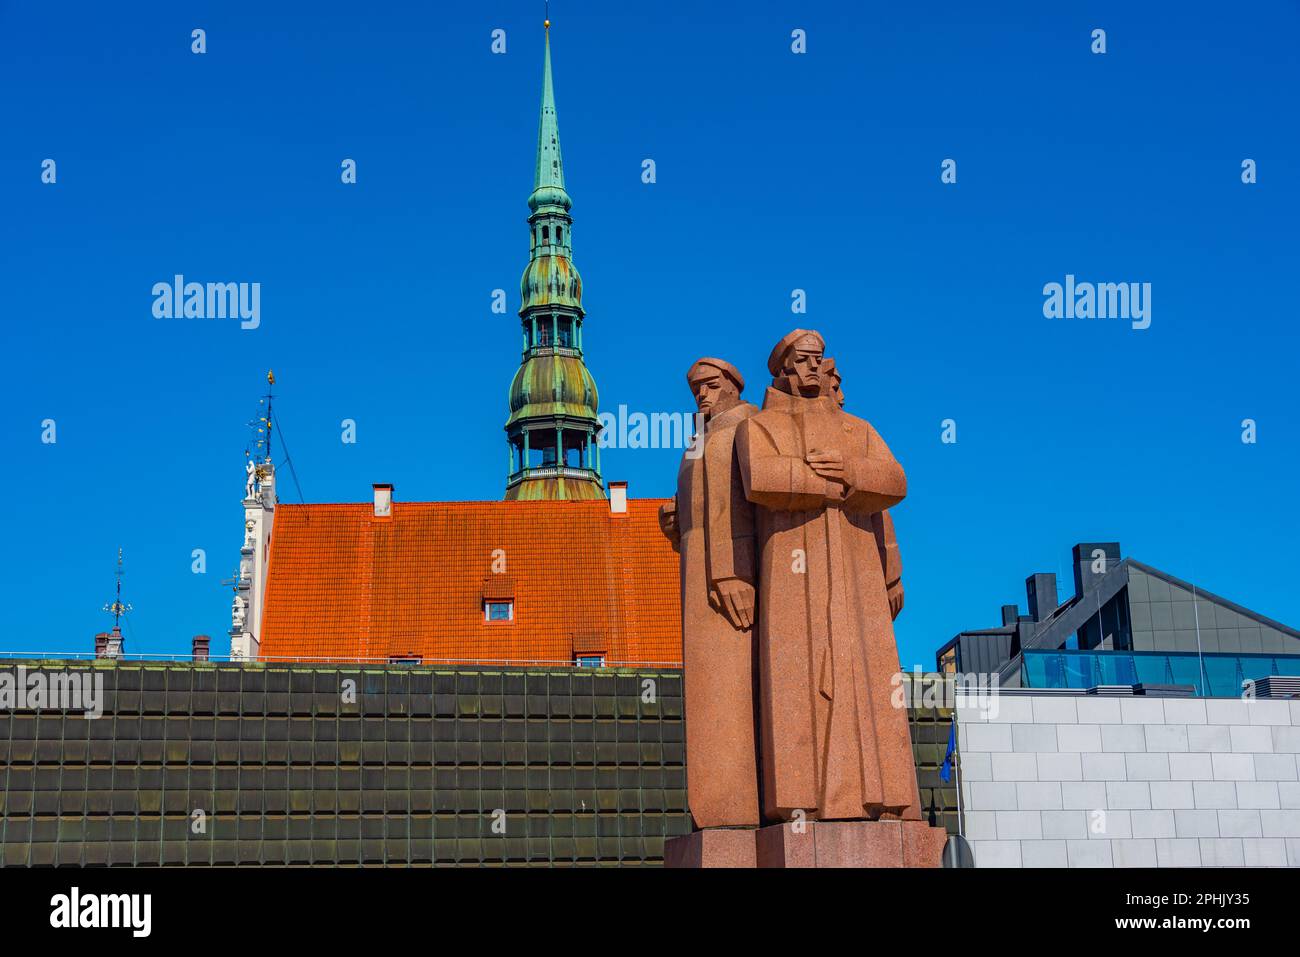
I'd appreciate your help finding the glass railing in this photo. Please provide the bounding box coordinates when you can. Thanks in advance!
[1022,648,1300,697]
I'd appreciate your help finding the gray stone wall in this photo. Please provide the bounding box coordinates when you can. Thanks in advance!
[955,694,1300,867]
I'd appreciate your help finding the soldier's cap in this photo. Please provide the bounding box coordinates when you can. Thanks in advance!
[767,328,825,376]
[686,357,744,392]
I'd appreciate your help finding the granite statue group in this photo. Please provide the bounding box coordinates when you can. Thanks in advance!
[660,329,945,867]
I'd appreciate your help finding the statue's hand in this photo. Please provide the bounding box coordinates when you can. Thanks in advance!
[888,582,904,620]
[805,448,846,481]
[714,578,755,631]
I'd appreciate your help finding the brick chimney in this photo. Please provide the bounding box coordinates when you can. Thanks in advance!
[609,481,628,516]
[192,635,211,661]
[98,626,124,660]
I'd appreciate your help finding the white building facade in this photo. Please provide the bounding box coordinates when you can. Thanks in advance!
[955,692,1300,867]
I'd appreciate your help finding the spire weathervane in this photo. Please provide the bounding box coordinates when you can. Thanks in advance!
[244,369,277,471]
[102,547,132,628]
[259,369,275,465]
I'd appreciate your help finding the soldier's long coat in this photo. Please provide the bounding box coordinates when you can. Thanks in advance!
[674,400,761,828]
[735,387,921,822]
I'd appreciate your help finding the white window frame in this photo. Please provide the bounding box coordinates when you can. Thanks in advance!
[484,600,514,622]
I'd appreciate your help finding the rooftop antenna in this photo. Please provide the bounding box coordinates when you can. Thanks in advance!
[102,547,133,628]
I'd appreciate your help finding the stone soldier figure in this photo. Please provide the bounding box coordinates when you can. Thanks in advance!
[734,330,922,823]
[824,357,904,621]
[660,358,761,828]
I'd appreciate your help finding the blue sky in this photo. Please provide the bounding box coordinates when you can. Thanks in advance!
[2,1,1297,669]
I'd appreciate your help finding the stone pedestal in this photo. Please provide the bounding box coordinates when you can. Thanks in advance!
[665,820,946,868]
[664,828,758,868]
[755,820,946,868]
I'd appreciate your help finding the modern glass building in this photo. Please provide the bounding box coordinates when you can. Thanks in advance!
[935,541,1300,697]
[1021,649,1300,697]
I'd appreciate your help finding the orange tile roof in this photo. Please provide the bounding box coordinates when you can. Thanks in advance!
[258,498,682,666]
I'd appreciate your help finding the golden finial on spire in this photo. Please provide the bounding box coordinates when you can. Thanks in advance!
[267,369,275,386]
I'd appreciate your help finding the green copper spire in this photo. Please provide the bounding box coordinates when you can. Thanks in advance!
[505,24,605,502]
[534,28,565,194]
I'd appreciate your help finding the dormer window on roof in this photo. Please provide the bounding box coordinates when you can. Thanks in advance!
[572,632,605,668]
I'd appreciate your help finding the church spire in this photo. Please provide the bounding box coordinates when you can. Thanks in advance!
[504,22,605,502]
[528,23,572,217]
[534,25,565,195]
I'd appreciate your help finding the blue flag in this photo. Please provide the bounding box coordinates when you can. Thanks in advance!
[939,721,957,783]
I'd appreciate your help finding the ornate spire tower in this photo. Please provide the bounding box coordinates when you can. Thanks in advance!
[229,371,278,661]
[504,21,605,501]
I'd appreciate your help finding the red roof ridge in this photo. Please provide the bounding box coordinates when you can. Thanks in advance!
[275,497,673,509]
